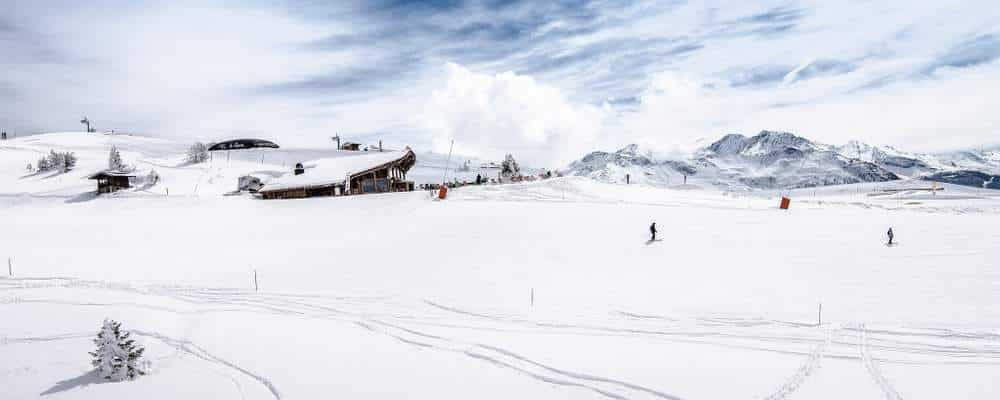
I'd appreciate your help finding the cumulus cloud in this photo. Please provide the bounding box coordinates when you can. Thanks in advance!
[423,63,609,166]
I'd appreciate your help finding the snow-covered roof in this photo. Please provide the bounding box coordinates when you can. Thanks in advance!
[260,150,413,192]
[87,170,136,179]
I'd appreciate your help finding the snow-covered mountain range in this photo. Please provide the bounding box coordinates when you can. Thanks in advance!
[565,131,1000,190]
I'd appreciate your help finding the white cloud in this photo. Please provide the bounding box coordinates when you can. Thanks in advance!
[423,63,609,166]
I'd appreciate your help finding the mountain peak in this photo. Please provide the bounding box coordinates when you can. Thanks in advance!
[707,133,749,155]
[616,144,641,156]
[750,130,813,149]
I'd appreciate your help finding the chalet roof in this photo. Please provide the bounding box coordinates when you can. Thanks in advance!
[87,170,136,179]
[208,138,279,151]
[259,149,414,192]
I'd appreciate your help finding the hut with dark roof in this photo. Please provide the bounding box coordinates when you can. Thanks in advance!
[88,171,136,194]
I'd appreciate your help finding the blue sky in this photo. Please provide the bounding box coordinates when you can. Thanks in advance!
[2,0,999,165]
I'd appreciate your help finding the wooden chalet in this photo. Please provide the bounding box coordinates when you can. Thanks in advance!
[341,142,362,151]
[258,149,416,200]
[88,171,135,194]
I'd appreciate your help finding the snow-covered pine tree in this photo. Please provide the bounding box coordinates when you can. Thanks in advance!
[62,152,77,172]
[89,319,147,381]
[48,150,66,171]
[501,153,520,179]
[36,156,50,171]
[108,146,125,172]
[186,142,209,164]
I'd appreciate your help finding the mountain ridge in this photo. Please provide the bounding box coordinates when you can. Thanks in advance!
[565,131,1000,190]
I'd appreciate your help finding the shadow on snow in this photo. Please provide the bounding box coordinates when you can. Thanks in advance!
[40,370,109,396]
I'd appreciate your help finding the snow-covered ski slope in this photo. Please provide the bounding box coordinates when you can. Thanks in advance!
[0,132,497,202]
[2,133,999,399]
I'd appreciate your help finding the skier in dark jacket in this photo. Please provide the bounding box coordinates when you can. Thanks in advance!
[650,222,657,241]
[887,227,894,245]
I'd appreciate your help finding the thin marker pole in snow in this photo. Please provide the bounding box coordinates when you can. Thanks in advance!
[441,140,454,186]
[530,288,534,307]
[7,257,11,277]
[253,269,259,292]
[817,303,822,326]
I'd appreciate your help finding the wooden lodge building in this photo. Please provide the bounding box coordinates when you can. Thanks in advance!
[340,142,362,151]
[88,171,135,194]
[258,149,416,200]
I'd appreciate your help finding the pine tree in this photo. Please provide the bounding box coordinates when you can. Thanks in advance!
[62,152,77,172]
[90,319,147,381]
[48,150,65,171]
[186,142,209,164]
[36,156,52,171]
[501,154,520,179]
[108,146,126,172]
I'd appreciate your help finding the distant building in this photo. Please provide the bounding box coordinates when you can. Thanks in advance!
[340,142,362,151]
[208,138,279,151]
[88,171,135,194]
[258,149,416,200]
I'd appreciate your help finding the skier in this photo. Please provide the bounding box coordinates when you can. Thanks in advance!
[476,174,482,185]
[649,222,657,241]
[887,227,894,245]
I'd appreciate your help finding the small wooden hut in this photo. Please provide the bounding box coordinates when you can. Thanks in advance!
[258,149,416,200]
[88,171,135,194]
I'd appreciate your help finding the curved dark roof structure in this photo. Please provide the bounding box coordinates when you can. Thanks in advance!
[208,139,279,151]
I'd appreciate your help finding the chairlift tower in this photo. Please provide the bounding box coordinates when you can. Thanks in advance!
[80,117,93,133]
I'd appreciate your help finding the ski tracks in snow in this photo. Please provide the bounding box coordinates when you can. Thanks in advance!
[132,329,281,400]
[8,277,999,399]
[4,278,681,400]
[859,324,905,400]
[358,319,684,400]
[761,331,831,400]
[0,329,275,400]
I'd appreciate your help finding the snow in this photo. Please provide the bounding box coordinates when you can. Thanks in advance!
[259,150,410,192]
[571,132,1000,191]
[2,132,1000,399]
